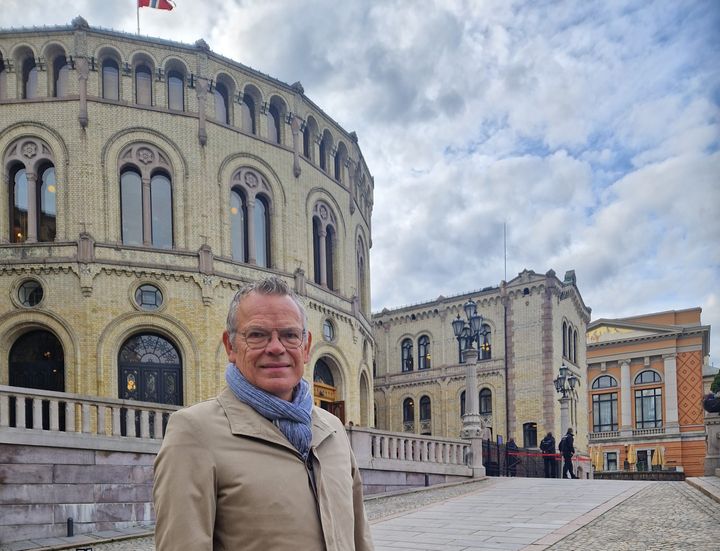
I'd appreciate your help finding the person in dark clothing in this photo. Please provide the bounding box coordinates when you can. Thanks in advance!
[506,437,520,476]
[539,432,557,478]
[559,428,578,479]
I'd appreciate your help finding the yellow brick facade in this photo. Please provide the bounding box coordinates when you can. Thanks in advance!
[0,19,374,425]
[373,269,591,451]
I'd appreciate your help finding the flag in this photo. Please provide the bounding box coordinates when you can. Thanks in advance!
[138,0,175,10]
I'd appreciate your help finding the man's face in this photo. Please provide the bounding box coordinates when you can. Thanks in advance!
[223,292,311,401]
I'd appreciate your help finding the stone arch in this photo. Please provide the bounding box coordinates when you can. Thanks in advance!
[303,115,319,161]
[96,312,200,404]
[42,42,70,98]
[95,45,124,100]
[213,71,237,126]
[267,94,288,145]
[0,308,79,392]
[240,83,263,135]
[359,369,371,427]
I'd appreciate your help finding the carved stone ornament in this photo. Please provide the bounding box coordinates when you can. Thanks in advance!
[245,172,258,188]
[22,142,38,159]
[137,148,155,165]
[319,205,328,220]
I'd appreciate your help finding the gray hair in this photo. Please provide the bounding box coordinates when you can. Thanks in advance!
[225,276,308,341]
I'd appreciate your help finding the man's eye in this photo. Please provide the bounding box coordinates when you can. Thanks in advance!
[246,331,268,339]
[281,331,302,340]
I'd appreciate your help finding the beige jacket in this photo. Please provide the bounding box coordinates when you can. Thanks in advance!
[153,388,374,551]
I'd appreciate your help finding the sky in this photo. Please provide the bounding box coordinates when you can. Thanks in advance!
[2,1,719,364]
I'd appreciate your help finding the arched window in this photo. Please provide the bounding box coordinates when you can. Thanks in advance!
[6,138,57,243]
[401,338,413,372]
[634,370,662,385]
[418,335,431,369]
[118,333,183,406]
[311,201,337,290]
[523,422,537,448]
[402,397,415,432]
[419,395,431,435]
[479,388,492,414]
[241,91,257,134]
[313,359,335,386]
[267,104,281,143]
[562,321,567,357]
[0,57,7,100]
[357,237,368,312]
[254,195,270,268]
[135,64,153,105]
[228,168,272,267]
[22,57,38,99]
[303,116,318,160]
[214,82,229,124]
[167,70,184,111]
[460,390,466,416]
[335,142,348,182]
[572,329,578,363]
[119,144,174,248]
[52,55,69,98]
[480,324,492,360]
[592,375,618,389]
[567,324,573,361]
[102,58,120,100]
[319,130,333,172]
[230,187,248,262]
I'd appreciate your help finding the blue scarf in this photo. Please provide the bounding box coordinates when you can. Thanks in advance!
[225,363,313,459]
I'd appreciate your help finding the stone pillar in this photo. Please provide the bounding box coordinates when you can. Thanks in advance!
[620,360,632,436]
[25,172,38,243]
[704,412,720,476]
[197,78,208,146]
[559,395,570,436]
[77,57,89,127]
[142,177,152,246]
[291,115,302,178]
[663,354,679,432]
[460,347,485,477]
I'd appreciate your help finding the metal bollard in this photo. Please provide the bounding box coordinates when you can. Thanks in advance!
[67,517,74,537]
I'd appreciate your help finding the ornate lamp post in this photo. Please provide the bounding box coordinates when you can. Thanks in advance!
[554,364,579,436]
[452,298,489,477]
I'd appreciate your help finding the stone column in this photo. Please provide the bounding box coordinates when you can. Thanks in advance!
[77,57,89,127]
[620,360,632,436]
[142,177,152,246]
[559,395,570,436]
[663,354,679,432]
[318,227,327,287]
[25,172,38,243]
[196,78,208,146]
[461,347,486,477]
[291,115,302,178]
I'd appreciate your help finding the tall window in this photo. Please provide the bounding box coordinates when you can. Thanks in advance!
[52,56,69,98]
[635,388,662,428]
[418,335,431,369]
[102,59,120,100]
[241,93,256,134]
[167,70,184,111]
[523,422,537,448]
[267,104,281,143]
[572,329,578,363]
[135,64,153,105]
[592,392,618,432]
[0,58,7,99]
[460,391,466,416]
[479,388,492,414]
[562,321,567,357]
[357,238,368,312]
[319,131,333,172]
[402,398,414,432]
[311,202,337,290]
[229,169,272,267]
[22,57,38,99]
[119,144,174,248]
[303,117,318,160]
[7,139,57,243]
[480,324,492,359]
[214,82,229,124]
[401,339,413,372]
[419,395,431,435]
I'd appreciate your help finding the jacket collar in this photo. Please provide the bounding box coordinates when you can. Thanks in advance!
[218,387,336,452]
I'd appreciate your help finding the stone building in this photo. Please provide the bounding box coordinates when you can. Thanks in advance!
[372,269,591,452]
[586,308,710,477]
[0,18,375,424]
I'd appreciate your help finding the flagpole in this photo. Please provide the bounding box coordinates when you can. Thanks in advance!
[137,2,140,35]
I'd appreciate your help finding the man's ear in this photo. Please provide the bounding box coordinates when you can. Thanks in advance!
[223,331,236,363]
[303,331,313,363]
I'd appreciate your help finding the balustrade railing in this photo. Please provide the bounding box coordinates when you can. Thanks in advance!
[0,385,179,442]
[367,431,467,465]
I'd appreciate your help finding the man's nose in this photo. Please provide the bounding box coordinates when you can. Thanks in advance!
[265,331,286,353]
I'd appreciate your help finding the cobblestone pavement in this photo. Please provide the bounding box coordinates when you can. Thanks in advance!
[544,481,720,551]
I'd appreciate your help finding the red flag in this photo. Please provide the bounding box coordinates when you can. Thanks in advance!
[138,0,175,10]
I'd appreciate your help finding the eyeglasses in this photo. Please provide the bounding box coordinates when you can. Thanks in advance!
[238,328,307,350]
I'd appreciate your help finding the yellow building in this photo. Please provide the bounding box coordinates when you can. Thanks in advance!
[587,308,710,476]
[0,18,374,424]
[373,269,591,452]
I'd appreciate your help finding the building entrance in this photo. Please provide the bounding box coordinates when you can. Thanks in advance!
[313,358,345,424]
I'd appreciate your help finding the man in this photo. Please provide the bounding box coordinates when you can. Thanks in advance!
[559,427,578,479]
[154,276,374,550]
[506,437,520,477]
[539,431,557,478]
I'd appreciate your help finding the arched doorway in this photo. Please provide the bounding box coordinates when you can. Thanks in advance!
[359,372,369,426]
[9,329,65,429]
[313,357,344,424]
[118,333,183,405]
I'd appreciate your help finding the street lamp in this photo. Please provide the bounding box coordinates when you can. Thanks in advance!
[554,364,579,436]
[451,298,488,477]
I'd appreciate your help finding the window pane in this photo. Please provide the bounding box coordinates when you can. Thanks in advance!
[242,95,255,133]
[214,86,228,123]
[39,166,56,242]
[312,218,321,284]
[12,168,28,242]
[136,66,152,105]
[168,75,184,111]
[254,198,268,267]
[230,190,246,261]
[267,107,279,143]
[325,227,334,290]
[151,174,172,249]
[103,61,119,100]
[25,66,38,99]
[121,171,143,245]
